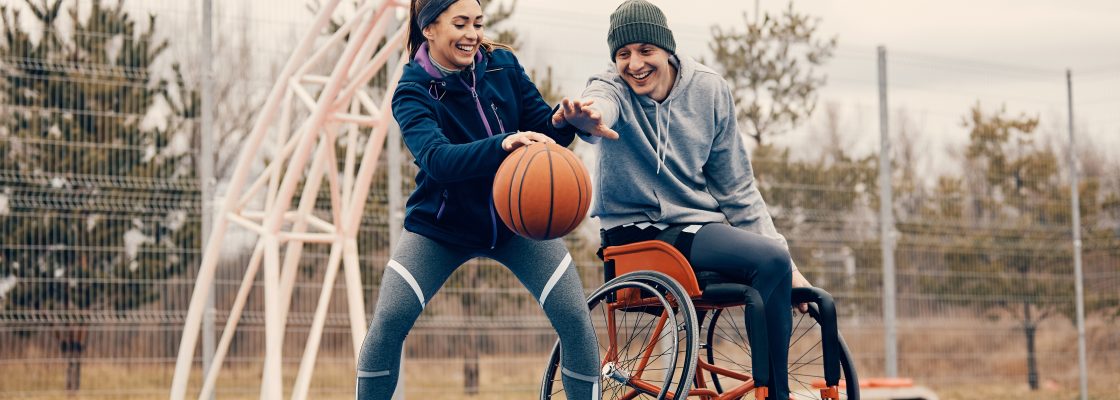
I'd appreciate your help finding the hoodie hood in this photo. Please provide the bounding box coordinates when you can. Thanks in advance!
[630,55,691,175]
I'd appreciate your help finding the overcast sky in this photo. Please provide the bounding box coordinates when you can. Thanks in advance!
[48,0,1117,172]
[502,0,1120,167]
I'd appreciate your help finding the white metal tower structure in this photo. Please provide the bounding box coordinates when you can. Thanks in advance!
[170,0,409,398]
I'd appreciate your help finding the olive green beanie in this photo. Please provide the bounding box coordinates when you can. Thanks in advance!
[607,0,676,60]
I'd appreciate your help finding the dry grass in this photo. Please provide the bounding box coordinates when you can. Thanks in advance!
[2,314,1117,399]
[936,383,1120,400]
[4,358,1119,399]
[0,356,546,399]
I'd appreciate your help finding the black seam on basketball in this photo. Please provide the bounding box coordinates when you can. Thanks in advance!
[545,144,555,239]
[518,148,549,239]
[507,146,532,236]
[557,151,584,235]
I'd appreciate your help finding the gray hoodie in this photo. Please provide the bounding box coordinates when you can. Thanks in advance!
[580,55,789,249]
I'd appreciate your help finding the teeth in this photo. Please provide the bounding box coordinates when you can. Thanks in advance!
[456,45,474,52]
[631,71,652,80]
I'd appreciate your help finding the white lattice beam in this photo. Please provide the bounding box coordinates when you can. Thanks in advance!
[170,1,409,398]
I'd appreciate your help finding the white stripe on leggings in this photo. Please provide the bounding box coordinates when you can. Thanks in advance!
[537,253,572,307]
[356,369,391,378]
[387,260,426,308]
[562,366,600,383]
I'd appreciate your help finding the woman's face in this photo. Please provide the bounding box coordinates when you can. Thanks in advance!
[422,0,484,70]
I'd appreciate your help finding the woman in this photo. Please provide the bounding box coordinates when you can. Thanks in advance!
[552,1,814,399]
[355,0,600,398]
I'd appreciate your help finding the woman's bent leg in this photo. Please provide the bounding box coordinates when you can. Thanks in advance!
[355,230,468,399]
[491,236,601,400]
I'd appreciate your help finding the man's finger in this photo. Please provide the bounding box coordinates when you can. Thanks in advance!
[597,126,620,140]
[551,108,566,126]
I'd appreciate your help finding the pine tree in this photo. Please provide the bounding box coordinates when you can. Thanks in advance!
[0,0,198,391]
[709,1,836,146]
[917,104,1102,390]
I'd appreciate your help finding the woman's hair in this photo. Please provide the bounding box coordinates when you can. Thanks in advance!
[406,0,514,59]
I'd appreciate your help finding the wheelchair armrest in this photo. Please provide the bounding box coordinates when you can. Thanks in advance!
[792,286,842,386]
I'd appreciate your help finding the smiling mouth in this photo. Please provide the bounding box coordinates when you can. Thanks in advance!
[628,70,652,81]
[455,44,476,53]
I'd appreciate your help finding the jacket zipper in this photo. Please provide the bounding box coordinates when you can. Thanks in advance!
[436,190,448,220]
[460,72,499,249]
[491,103,506,133]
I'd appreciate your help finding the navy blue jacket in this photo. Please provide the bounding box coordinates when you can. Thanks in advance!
[393,46,577,248]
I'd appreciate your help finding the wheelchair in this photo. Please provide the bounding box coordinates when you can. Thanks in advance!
[540,240,860,400]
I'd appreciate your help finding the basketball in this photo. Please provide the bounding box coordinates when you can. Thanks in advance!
[493,142,592,240]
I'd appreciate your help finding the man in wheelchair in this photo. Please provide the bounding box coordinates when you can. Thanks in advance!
[551,1,813,398]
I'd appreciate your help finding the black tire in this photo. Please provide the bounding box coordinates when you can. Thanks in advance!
[540,272,699,400]
[703,303,859,399]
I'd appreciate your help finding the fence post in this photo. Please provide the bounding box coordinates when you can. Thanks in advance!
[1066,68,1089,400]
[877,45,898,378]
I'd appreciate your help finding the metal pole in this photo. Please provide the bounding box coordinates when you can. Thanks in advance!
[877,45,898,378]
[199,2,217,398]
[1067,69,1089,400]
[386,9,406,399]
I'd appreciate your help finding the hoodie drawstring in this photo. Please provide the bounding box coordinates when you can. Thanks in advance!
[654,99,673,175]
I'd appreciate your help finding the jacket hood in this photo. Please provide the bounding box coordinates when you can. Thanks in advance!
[400,42,489,90]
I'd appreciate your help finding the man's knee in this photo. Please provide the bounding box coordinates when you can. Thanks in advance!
[758,246,793,280]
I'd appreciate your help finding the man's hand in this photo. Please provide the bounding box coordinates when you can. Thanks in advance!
[792,267,813,314]
[502,131,555,152]
[552,98,620,140]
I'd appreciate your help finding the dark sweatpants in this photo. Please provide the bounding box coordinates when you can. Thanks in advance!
[685,223,794,400]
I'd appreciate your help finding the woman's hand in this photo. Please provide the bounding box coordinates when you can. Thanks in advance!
[552,98,620,140]
[502,131,556,152]
[792,267,813,314]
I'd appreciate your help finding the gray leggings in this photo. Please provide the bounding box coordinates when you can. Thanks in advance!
[356,229,600,399]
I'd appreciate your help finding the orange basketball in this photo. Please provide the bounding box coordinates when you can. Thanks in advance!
[493,142,592,240]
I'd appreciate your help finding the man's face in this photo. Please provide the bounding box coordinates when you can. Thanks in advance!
[614,43,674,102]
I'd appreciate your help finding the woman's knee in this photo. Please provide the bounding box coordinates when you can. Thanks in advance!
[368,299,421,342]
[546,299,593,331]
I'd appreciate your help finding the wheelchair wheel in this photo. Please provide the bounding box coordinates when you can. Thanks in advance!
[703,303,859,399]
[541,271,699,400]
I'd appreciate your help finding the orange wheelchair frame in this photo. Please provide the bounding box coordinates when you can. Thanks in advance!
[540,240,858,400]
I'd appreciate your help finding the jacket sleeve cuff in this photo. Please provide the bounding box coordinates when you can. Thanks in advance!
[492,131,515,154]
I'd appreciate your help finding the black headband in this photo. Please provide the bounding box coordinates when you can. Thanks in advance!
[417,0,480,30]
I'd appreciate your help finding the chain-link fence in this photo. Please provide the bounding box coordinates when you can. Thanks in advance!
[1,1,1118,399]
